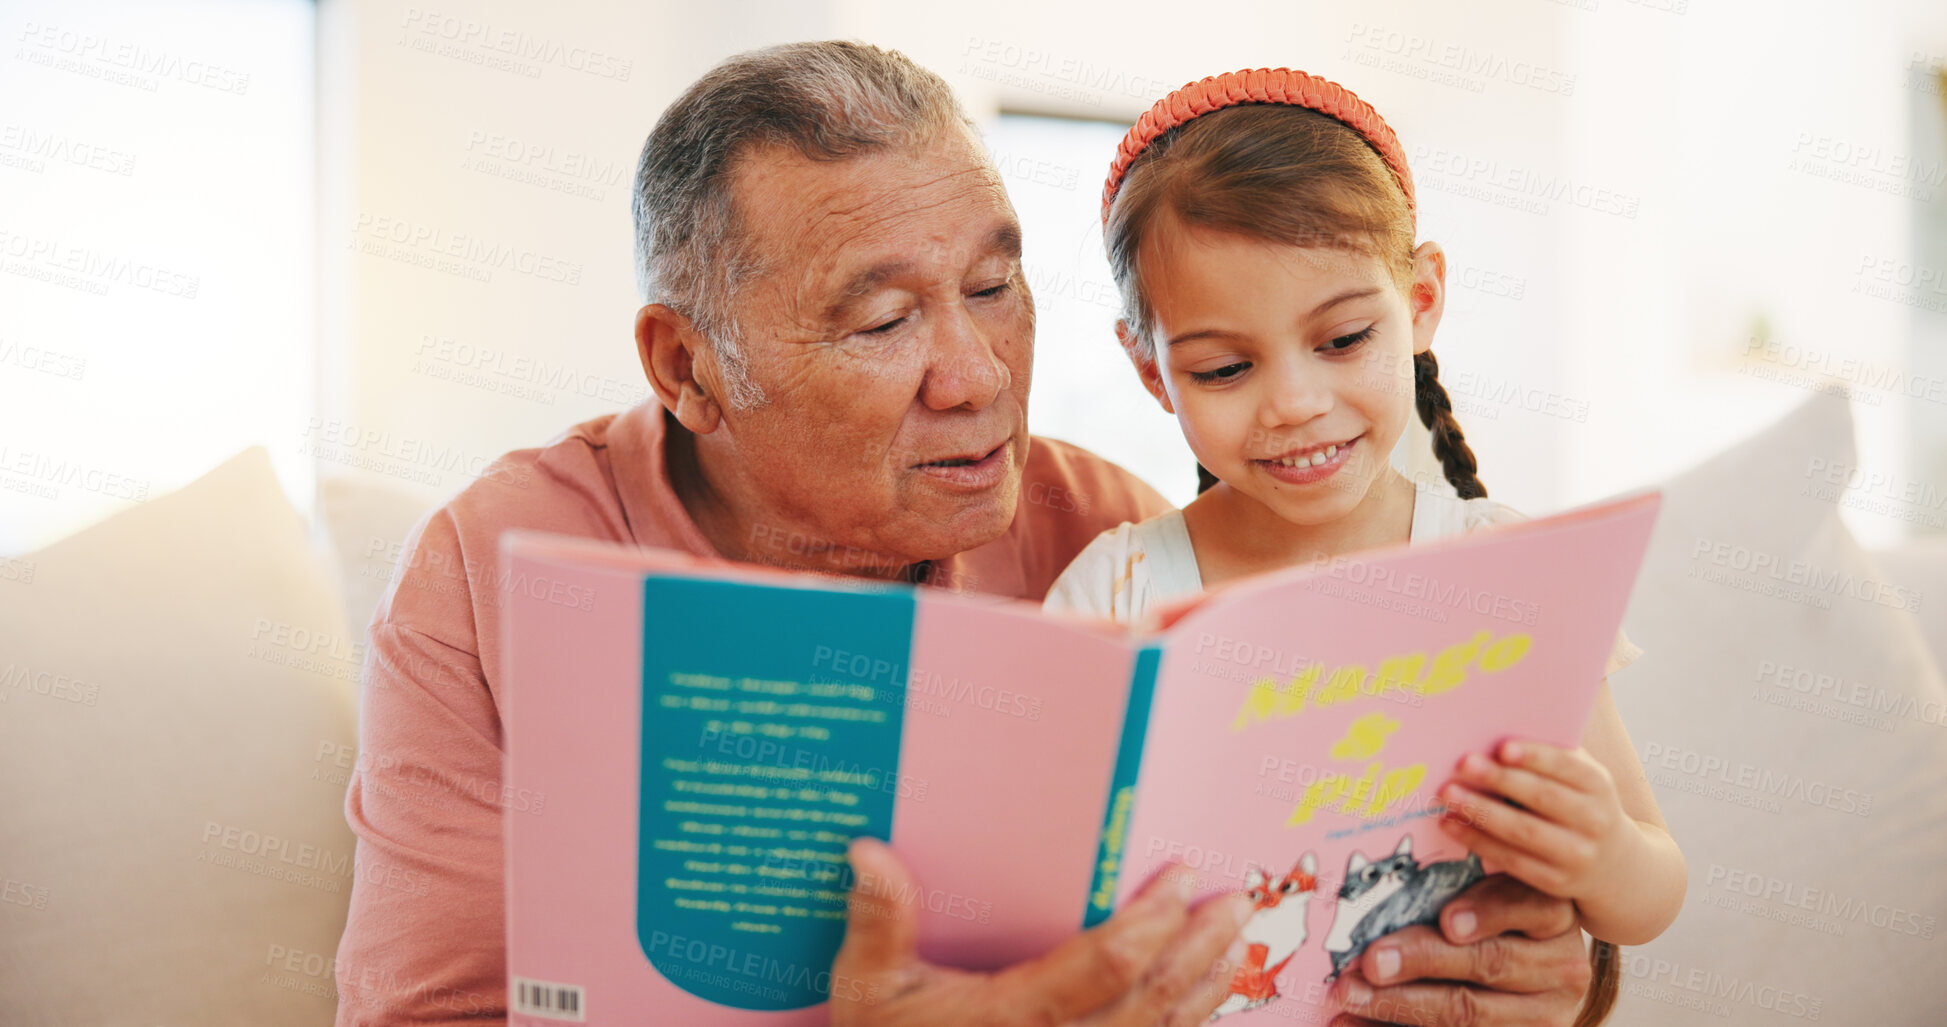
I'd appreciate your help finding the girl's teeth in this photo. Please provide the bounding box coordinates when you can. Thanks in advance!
[1278,443,1339,467]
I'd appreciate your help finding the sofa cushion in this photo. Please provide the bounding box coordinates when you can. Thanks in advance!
[1609,389,1947,1024]
[1866,536,1947,676]
[313,473,442,650]
[0,448,359,1026]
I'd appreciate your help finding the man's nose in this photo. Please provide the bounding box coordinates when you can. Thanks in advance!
[917,301,1010,412]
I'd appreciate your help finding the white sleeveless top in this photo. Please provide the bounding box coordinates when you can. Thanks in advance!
[1043,478,1644,679]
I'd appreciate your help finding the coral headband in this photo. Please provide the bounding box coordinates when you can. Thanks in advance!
[1100,67,1416,226]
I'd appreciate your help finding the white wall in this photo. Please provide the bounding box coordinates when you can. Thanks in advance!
[1558,0,1947,547]
[14,0,1932,554]
[0,0,314,554]
[312,0,1579,516]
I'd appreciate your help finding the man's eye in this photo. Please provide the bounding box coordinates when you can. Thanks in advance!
[971,282,1010,299]
[1189,362,1249,383]
[860,316,907,336]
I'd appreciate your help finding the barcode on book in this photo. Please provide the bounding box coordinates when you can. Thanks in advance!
[512,976,586,1022]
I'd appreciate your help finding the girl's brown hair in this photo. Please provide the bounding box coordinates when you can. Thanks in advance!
[1103,103,1488,503]
[1103,102,1619,1026]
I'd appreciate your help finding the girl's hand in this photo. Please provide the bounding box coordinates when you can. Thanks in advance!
[1434,740,1630,903]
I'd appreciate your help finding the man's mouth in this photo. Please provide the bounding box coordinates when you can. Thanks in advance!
[919,443,1005,469]
[915,442,1010,490]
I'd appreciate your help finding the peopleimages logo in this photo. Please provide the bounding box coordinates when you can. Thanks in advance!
[1411,145,1639,218]
[14,21,251,95]
[807,646,1044,722]
[958,37,1171,104]
[1754,659,1947,729]
[1689,537,1921,612]
[0,227,200,298]
[1298,552,1541,627]
[412,335,648,407]
[0,124,137,176]
[398,8,633,81]
[1345,24,1577,96]
[1621,953,1820,1020]
[0,445,149,501]
[1704,863,1937,939]
[1746,331,1947,404]
[350,212,583,285]
[1639,742,1873,816]
[642,931,871,1004]
[300,417,535,490]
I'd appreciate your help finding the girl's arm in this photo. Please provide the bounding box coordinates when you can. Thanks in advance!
[1436,683,1687,946]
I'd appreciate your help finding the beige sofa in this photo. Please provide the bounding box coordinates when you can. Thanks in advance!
[3,389,1940,1025]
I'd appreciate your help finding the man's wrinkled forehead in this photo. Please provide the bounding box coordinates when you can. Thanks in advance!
[726,134,1019,313]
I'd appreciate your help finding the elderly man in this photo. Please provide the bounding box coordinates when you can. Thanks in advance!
[333,40,1599,1027]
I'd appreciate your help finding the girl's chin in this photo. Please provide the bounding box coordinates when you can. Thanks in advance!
[1229,473,1375,516]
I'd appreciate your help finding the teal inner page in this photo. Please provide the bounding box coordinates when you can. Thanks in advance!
[637,575,914,1011]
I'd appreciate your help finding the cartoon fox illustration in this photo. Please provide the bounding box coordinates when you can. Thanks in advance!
[1323,835,1484,980]
[1210,853,1317,1020]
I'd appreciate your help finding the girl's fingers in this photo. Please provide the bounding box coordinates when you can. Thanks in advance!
[1439,783,1593,878]
[1499,740,1611,796]
[1451,753,1601,835]
[1436,813,1578,898]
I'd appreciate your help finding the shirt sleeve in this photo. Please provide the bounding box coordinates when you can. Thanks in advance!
[1044,526,1135,625]
[334,517,510,1024]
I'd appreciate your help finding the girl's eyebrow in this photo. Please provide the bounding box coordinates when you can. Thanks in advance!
[1309,286,1384,317]
[1167,327,1244,349]
[1166,286,1385,348]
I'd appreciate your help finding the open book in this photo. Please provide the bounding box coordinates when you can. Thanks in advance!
[499,488,1661,1025]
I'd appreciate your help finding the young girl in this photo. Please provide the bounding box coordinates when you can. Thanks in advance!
[1044,69,1684,1022]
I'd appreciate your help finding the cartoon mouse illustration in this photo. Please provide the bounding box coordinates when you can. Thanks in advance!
[1323,835,1483,981]
[1210,853,1317,1020]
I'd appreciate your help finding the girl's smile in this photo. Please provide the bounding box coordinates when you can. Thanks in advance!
[1255,432,1362,485]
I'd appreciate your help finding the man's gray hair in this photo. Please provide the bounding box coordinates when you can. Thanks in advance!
[632,40,978,408]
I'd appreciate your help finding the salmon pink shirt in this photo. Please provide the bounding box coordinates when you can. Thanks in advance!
[331,400,1171,1025]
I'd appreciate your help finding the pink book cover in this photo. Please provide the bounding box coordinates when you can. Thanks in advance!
[499,488,1662,1025]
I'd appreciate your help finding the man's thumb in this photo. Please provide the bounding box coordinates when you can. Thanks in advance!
[832,836,922,976]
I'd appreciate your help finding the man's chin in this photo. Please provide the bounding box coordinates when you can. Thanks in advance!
[898,479,1020,560]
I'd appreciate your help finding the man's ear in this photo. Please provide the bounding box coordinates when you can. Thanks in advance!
[636,303,723,435]
[1115,319,1175,415]
[1407,241,1447,358]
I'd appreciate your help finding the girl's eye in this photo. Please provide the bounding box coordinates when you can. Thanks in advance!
[1189,362,1249,384]
[1325,326,1377,352]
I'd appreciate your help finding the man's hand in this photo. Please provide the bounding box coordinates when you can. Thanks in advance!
[1326,874,1595,1027]
[830,837,1257,1026]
